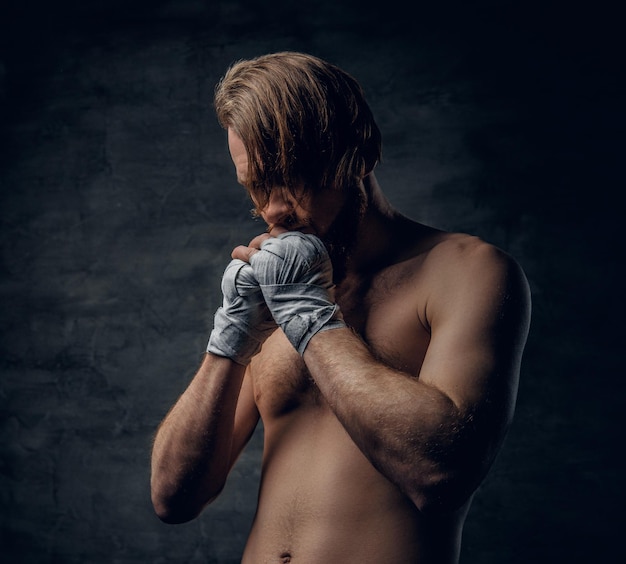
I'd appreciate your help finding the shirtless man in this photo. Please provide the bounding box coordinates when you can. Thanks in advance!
[150,52,531,563]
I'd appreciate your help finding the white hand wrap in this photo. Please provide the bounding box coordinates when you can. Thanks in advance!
[207,259,276,365]
[250,232,346,355]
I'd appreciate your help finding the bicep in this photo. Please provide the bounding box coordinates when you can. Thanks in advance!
[419,246,531,430]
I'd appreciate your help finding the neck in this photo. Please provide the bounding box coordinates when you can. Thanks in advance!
[346,172,407,274]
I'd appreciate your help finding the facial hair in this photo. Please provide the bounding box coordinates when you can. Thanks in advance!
[321,184,367,285]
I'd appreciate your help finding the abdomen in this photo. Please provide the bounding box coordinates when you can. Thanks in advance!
[242,407,466,564]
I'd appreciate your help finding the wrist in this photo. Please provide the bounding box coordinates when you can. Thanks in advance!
[207,308,261,366]
[282,303,346,355]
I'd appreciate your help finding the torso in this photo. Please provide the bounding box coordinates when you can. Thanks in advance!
[242,226,472,563]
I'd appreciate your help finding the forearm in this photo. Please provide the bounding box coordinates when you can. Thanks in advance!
[150,353,246,523]
[303,328,480,512]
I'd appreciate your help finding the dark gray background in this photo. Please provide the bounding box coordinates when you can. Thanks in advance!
[1,1,622,562]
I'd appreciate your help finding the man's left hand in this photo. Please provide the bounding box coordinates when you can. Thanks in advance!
[247,232,346,355]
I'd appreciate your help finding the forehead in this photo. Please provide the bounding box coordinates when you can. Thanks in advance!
[227,128,248,183]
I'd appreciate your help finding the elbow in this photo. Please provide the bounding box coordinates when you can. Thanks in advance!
[406,419,504,514]
[405,468,482,515]
[150,481,223,524]
[152,496,199,525]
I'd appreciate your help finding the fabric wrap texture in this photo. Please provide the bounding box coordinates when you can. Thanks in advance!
[207,259,276,365]
[250,232,346,355]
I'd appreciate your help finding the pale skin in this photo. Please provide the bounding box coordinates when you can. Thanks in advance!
[150,129,531,563]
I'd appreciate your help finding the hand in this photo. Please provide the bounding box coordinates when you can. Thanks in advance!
[206,259,277,365]
[249,232,346,355]
[231,226,288,263]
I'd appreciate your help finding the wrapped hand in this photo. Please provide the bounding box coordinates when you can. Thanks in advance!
[207,259,277,365]
[250,232,346,355]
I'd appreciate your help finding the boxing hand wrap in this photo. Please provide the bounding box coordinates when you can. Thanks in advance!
[250,232,346,355]
[207,259,276,365]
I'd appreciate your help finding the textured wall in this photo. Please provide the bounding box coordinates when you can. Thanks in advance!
[1,1,621,562]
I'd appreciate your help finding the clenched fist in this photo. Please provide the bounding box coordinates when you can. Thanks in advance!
[207,259,277,365]
[250,232,346,355]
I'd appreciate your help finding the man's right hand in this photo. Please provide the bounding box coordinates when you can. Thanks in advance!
[206,259,277,365]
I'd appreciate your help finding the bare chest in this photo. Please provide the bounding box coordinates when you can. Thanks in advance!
[249,261,431,419]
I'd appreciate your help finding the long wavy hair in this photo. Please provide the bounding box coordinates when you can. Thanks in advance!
[214,51,382,208]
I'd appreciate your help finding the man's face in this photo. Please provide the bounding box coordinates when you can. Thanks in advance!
[227,128,364,275]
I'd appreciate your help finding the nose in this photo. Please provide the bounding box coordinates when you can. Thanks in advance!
[260,190,294,226]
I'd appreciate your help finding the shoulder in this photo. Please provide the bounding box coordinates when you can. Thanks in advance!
[424,232,527,287]
[424,231,510,268]
[420,232,531,328]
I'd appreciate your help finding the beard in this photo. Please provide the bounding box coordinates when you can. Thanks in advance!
[320,184,367,285]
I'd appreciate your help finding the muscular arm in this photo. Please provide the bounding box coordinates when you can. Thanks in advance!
[150,353,259,523]
[302,241,531,513]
